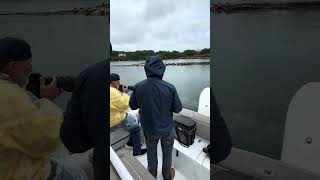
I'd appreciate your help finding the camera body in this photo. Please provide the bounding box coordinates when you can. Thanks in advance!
[26,73,75,98]
[118,84,134,93]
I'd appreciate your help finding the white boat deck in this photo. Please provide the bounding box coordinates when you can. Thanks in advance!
[131,136,210,180]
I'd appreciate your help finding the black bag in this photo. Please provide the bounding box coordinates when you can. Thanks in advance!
[174,115,196,147]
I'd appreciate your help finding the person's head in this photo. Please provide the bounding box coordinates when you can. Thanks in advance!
[0,37,32,87]
[110,73,120,89]
[144,55,166,79]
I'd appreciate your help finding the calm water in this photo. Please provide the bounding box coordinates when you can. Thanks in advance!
[111,59,210,111]
[212,10,320,159]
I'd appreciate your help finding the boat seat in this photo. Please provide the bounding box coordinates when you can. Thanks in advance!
[282,82,320,175]
[110,129,130,150]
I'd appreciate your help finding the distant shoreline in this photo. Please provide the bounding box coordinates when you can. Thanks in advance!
[211,1,320,14]
[111,56,210,62]
[111,48,210,61]
[111,59,210,67]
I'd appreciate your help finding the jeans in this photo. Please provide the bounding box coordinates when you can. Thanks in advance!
[144,128,176,180]
[110,111,142,154]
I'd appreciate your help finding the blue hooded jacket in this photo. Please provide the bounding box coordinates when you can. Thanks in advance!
[129,55,182,136]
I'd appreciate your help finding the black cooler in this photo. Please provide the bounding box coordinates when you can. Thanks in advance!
[174,115,196,147]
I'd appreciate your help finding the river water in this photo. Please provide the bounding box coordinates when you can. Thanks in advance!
[111,59,210,111]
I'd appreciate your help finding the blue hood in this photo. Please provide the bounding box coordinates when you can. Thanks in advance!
[144,55,166,79]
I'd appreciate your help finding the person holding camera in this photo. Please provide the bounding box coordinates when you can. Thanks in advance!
[110,73,147,156]
[0,37,88,180]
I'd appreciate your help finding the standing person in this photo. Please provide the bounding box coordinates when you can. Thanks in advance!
[109,73,147,156]
[129,55,182,180]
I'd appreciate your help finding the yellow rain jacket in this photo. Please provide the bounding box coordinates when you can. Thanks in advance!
[110,86,129,127]
[0,78,63,180]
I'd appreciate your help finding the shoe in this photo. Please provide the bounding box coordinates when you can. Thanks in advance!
[126,142,142,147]
[133,148,147,156]
[171,168,175,179]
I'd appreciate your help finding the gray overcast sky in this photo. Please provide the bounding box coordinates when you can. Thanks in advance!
[111,0,210,52]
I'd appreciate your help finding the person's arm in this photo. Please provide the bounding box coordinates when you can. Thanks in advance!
[172,86,182,113]
[60,74,92,153]
[0,86,62,158]
[129,87,139,110]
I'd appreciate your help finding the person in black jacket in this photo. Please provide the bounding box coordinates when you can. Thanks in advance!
[129,55,182,180]
[60,59,108,179]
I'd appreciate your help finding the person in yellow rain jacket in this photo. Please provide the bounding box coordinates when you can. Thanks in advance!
[0,37,88,180]
[110,73,147,156]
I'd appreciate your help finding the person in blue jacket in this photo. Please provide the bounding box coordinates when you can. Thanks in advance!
[129,55,182,180]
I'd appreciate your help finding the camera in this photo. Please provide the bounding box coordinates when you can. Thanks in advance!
[26,73,75,98]
[118,84,134,93]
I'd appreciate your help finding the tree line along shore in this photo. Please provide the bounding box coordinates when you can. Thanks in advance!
[111,48,210,61]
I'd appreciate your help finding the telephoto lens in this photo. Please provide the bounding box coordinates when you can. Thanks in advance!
[26,73,75,98]
[118,84,134,93]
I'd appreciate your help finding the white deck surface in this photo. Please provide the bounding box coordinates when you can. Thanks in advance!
[134,136,210,180]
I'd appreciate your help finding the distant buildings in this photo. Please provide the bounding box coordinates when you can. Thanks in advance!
[118,53,126,57]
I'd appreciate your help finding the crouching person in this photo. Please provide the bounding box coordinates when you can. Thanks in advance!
[110,73,147,156]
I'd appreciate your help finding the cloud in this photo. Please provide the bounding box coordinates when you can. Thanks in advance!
[143,0,177,22]
[111,0,210,51]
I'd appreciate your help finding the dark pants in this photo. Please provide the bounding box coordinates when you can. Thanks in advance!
[127,126,142,155]
[144,128,175,180]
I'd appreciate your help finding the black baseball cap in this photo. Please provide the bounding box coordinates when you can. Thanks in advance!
[110,73,120,82]
[0,37,32,67]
